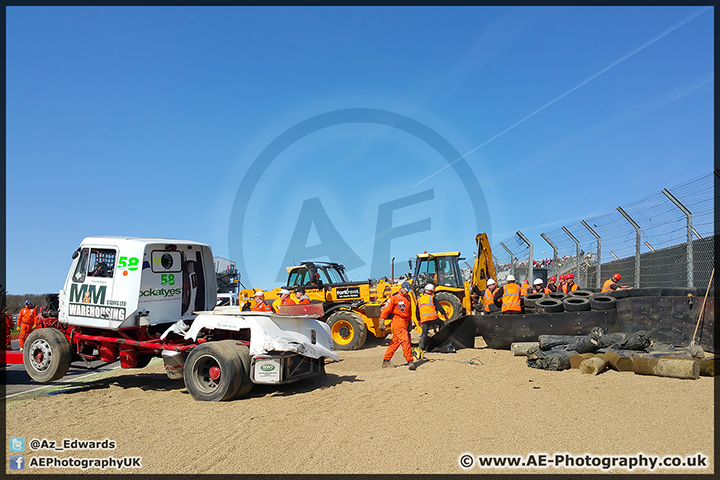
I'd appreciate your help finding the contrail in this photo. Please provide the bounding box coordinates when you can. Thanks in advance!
[413,6,711,189]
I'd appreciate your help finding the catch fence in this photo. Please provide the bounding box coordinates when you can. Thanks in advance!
[493,170,717,290]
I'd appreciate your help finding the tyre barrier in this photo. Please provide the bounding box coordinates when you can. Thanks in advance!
[590,294,617,310]
[535,298,564,314]
[522,293,545,309]
[547,292,566,301]
[569,289,593,298]
[563,296,591,312]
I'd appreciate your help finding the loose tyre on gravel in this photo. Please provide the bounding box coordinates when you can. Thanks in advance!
[184,341,243,402]
[590,295,617,310]
[327,310,367,350]
[563,296,591,312]
[23,328,72,383]
[523,293,545,309]
[435,292,463,322]
[535,298,564,314]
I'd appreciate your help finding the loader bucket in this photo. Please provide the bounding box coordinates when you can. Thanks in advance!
[424,315,477,352]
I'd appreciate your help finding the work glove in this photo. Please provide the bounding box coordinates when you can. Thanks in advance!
[378,320,387,331]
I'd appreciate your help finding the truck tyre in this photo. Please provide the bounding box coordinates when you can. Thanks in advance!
[435,292,463,322]
[184,342,243,402]
[23,328,72,383]
[535,298,564,314]
[522,293,545,309]
[227,342,253,399]
[590,295,617,310]
[563,296,591,312]
[327,310,367,350]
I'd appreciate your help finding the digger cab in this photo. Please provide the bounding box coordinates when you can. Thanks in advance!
[413,252,464,293]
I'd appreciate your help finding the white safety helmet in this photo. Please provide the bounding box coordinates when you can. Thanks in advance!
[424,283,435,292]
[254,290,264,297]
[507,275,516,282]
[487,279,496,286]
[534,278,543,285]
[279,289,290,295]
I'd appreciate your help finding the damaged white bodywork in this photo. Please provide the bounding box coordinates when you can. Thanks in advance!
[161,306,338,361]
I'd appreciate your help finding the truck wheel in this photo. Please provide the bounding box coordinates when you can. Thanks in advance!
[23,328,72,383]
[327,310,367,350]
[227,342,253,399]
[184,342,242,402]
[435,292,463,322]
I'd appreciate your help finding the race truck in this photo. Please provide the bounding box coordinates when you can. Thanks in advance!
[10,237,338,402]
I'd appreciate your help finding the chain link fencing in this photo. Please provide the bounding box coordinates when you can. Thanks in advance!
[493,170,716,290]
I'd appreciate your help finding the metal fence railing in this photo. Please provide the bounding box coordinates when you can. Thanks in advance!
[493,170,717,290]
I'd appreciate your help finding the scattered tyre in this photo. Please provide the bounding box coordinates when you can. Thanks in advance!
[326,310,367,350]
[184,341,243,402]
[590,294,617,310]
[523,293,545,309]
[435,292,463,322]
[569,289,593,298]
[23,328,73,383]
[535,298,564,314]
[563,296,591,312]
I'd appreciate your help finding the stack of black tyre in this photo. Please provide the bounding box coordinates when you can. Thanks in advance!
[521,290,617,314]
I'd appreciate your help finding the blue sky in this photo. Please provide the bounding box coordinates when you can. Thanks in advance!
[5,6,714,294]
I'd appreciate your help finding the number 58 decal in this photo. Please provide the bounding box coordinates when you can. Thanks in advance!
[117,256,140,271]
[161,274,176,286]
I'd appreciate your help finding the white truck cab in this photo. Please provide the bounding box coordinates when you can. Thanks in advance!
[58,237,216,330]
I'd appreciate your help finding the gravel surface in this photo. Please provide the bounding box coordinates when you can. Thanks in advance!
[5,336,714,475]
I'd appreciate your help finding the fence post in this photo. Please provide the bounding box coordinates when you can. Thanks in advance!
[662,188,693,287]
[540,233,558,277]
[517,230,533,281]
[561,227,581,283]
[616,206,641,288]
[499,242,515,279]
[581,220,602,289]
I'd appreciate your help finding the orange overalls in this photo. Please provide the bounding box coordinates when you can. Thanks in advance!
[272,296,296,312]
[18,307,38,349]
[251,300,272,312]
[5,313,13,348]
[381,292,414,363]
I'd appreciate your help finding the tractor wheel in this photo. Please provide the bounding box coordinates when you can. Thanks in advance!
[23,328,72,383]
[227,341,253,399]
[184,342,243,402]
[435,292,463,322]
[327,310,367,350]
